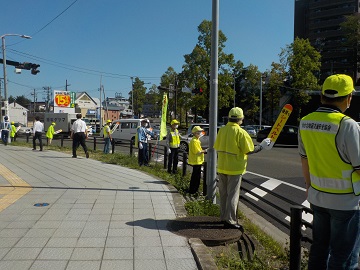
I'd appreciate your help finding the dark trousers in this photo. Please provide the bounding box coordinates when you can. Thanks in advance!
[72,132,88,157]
[1,130,9,145]
[138,142,148,166]
[189,165,202,194]
[33,132,43,150]
[168,148,179,173]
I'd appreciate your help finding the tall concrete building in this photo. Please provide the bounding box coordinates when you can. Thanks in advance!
[294,0,360,85]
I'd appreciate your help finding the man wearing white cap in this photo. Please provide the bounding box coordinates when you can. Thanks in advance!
[299,74,360,269]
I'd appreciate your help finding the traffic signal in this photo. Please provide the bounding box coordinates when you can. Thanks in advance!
[14,62,40,75]
[191,88,203,95]
[31,64,40,75]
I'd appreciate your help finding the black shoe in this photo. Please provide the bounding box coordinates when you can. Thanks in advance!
[167,170,172,174]
[223,221,243,230]
[144,164,151,167]
[172,170,177,174]
[32,148,36,151]
[39,149,43,151]
[86,152,89,158]
[72,156,77,158]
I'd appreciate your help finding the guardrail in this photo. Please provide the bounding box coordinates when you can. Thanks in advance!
[12,133,313,268]
[240,179,313,269]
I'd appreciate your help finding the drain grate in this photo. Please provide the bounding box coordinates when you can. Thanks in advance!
[34,203,49,207]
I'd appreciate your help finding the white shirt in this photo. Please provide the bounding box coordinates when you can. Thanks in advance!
[72,119,87,133]
[33,121,44,134]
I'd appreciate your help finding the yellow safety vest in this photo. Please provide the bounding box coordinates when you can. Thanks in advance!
[103,125,111,138]
[10,125,16,138]
[188,137,204,165]
[46,125,55,139]
[214,122,254,175]
[300,111,360,195]
[169,129,180,148]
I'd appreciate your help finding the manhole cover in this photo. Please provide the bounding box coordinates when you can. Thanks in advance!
[34,203,49,207]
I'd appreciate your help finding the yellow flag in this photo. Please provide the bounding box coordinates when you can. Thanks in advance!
[159,94,168,140]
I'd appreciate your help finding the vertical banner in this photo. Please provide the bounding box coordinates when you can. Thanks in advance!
[159,94,168,140]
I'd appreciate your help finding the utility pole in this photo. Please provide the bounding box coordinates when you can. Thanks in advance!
[65,80,70,92]
[99,76,103,129]
[31,89,37,115]
[0,79,2,122]
[43,86,51,112]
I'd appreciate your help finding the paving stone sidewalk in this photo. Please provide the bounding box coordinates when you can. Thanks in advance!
[0,145,198,270]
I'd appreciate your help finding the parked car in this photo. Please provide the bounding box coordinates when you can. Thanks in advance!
[180,126,221,152]
[247,125,271,134]
[13,122,33,135]
[256,125,299,145]
[242,125,257,138]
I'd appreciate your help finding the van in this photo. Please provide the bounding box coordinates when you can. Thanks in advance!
[110,119,157,143]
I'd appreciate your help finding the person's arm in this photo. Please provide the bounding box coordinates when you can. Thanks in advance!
[301,157,311,196]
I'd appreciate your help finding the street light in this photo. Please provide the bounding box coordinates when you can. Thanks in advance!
[1,34,32,120]
[259,74,266,130]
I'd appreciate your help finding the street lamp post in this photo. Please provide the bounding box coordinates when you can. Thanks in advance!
[1,34,31,120]
[259,74,266,130]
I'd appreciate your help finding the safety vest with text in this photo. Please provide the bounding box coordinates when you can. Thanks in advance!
[300,111,360,195]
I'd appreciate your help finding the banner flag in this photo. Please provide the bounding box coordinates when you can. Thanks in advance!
[159,94,168,140]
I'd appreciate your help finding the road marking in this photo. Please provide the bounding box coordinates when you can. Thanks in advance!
[244,178,281,201]
[285,200,313,229]
[245,171,306,191]
[0,164,32,212]
[244,171,313,226]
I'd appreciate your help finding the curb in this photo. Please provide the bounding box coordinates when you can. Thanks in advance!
[189,238,218,270]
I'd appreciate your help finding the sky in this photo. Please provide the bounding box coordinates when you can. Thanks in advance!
[2,0,294,102]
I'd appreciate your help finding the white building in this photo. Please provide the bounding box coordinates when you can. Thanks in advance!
[7,102,29,125]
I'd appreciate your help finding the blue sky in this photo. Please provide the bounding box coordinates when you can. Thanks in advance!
[2,0,294,102]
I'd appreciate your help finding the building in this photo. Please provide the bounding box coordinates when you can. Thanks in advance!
[2,102,29,125]
[294,0,360,84]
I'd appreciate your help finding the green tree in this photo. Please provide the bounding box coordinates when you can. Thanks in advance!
[8,95,32,108]
[128,77,146,118]
[182,20,235,119]
[264,62,286,124]
[279,37,321,122]
[146,84,161,117]
[238,65,261,124]
[160,67,178,121]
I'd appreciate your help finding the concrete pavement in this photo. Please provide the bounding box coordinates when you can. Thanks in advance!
[0,144,199,270]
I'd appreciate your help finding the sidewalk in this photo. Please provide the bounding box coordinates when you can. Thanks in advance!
[0,145,198,270]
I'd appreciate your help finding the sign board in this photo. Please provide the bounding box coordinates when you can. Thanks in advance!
[53,90,75,113]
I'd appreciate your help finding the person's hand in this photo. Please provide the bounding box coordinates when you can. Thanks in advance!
[139,142,143,149]
[260,138,272,150]
[167,148,171,154]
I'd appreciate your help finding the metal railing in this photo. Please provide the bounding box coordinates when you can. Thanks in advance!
[240,178,313,269]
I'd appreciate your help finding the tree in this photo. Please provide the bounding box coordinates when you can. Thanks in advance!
[128,77,146,118]
[160,67,178,121]
[279,37,321,122]
[238,65,261,124]
[182,20,235,120]
[8,95,32,108]
[146,84,161,117]
[264,62,286,124]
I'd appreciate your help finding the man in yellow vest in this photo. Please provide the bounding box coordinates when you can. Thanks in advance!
[167,119,180,174]
[214,107,271,229]
[103,120,113,154]
[188,126,207,194]
[46,122,56,145]
[10,121,17,142]
[299,74,360,269]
